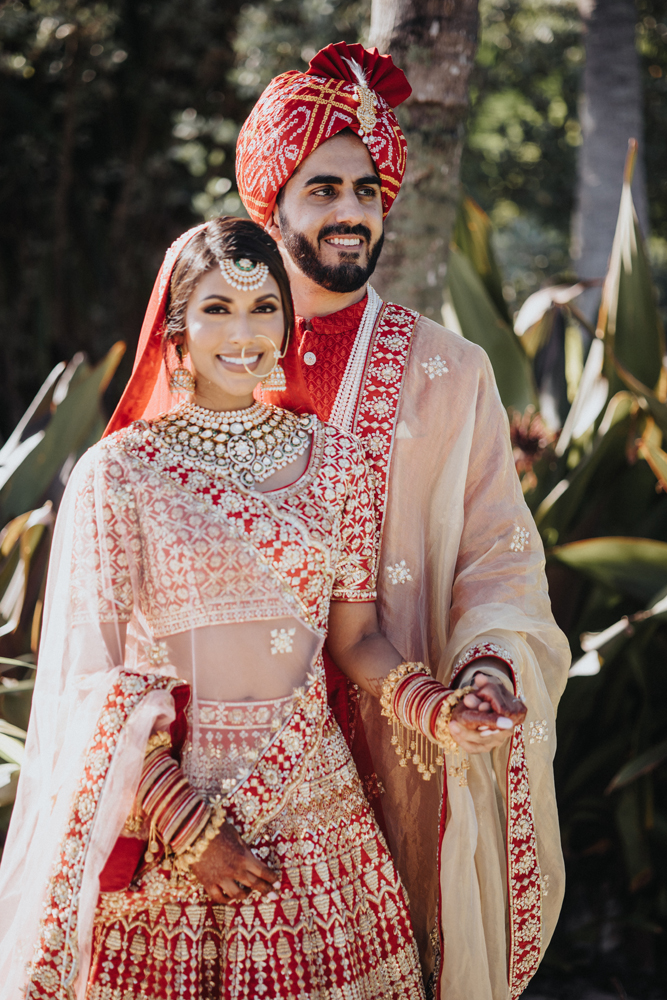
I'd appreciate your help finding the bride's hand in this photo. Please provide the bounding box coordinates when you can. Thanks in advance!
[190,821,280,903]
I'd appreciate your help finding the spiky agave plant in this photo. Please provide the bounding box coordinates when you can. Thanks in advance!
[0,344,125,849]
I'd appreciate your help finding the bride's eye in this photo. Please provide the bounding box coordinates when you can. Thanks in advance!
[203,304,230,314]
[253,303,278,313]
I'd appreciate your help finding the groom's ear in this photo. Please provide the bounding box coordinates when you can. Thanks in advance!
[266,205,282,244]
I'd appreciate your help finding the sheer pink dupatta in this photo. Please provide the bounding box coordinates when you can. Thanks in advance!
[0,225,207,999]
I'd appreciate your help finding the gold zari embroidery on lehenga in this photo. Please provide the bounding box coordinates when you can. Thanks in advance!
[87,714,425,1000]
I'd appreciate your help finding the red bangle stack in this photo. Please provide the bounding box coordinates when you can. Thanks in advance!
[139,747,211,856]
[391,673,453,743]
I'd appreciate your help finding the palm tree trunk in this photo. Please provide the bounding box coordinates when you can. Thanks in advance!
[369,0,479,319]
[572,0,649,318]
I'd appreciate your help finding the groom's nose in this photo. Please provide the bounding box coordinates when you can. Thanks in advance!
[331,184,366,228]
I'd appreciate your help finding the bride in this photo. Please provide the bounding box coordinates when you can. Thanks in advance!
[0,217,524,1000]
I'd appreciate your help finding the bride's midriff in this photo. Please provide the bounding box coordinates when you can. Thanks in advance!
[157,618,323,798]
[160,617,322,701]
[181,693,295,797]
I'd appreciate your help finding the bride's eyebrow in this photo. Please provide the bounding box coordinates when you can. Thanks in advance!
[254,293,280,302]
[202,294,233,302]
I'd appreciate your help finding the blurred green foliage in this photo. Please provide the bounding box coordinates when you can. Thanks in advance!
[636,0,667,242]
[0,341,124,846]
[461,0,667,316]
[0,0,246,441]
[231,0,367,100]
[461,0,583,233]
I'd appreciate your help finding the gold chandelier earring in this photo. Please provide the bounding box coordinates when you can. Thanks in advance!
[169,343,196,394]
[242,334,287,391]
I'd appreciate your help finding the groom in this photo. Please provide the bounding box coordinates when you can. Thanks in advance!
[236,43,569,1000]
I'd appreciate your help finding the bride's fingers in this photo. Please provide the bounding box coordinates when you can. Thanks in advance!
[449,720,513,752]
[236,862,276,894]
[203,883,226,904]
[241,871,278,897]
[220,877,248,900]
[454,705,518,730]
[245,851,280,885]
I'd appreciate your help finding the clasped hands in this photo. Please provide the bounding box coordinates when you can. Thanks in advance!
[449,668,527,754]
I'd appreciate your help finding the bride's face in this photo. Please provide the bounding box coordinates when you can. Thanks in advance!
[184,265,285,409]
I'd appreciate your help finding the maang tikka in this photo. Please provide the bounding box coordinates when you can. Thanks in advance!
[169,343,196,394]
[219,257,269,292]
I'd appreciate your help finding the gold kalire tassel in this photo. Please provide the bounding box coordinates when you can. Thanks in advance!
[381,662,474,786]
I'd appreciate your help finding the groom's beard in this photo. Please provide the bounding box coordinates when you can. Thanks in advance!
[278,212,384,293]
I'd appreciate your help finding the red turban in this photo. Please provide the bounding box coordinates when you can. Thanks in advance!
[236,42,412,227]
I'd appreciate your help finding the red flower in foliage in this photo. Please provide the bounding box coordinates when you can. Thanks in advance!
[509,406,557,490]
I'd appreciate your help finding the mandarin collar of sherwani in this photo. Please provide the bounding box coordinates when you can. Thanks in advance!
[288,292,371,421]
[295,292,368,337]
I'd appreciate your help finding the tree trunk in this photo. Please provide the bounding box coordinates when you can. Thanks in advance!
[572,0,649,318]
[368,0,479,319]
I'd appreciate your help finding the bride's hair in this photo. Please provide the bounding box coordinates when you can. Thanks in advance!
[163,216,294,356]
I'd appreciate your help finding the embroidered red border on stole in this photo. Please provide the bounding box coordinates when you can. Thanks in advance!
[451,641,543,995]
[450,641,516,685]
[506,724,542,999]
[351,302,418,542]
[25,672,183,1000]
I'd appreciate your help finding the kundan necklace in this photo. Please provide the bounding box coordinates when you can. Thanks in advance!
[152,400,314,488]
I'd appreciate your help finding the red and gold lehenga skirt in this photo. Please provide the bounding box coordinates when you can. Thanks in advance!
[86,709,425,1000]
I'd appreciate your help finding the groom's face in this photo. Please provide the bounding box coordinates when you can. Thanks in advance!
[268,131,385,293]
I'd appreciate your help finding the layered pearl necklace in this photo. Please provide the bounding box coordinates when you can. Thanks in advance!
[152,401,314,488]
[328,285,383,433]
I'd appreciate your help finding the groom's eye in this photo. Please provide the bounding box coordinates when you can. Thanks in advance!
[312,186,335,197]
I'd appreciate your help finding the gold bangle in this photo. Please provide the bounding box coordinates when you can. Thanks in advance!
[379,661,428,718]
[433,685,475,753]
[145,730,172,756]
[174,803,227,870]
